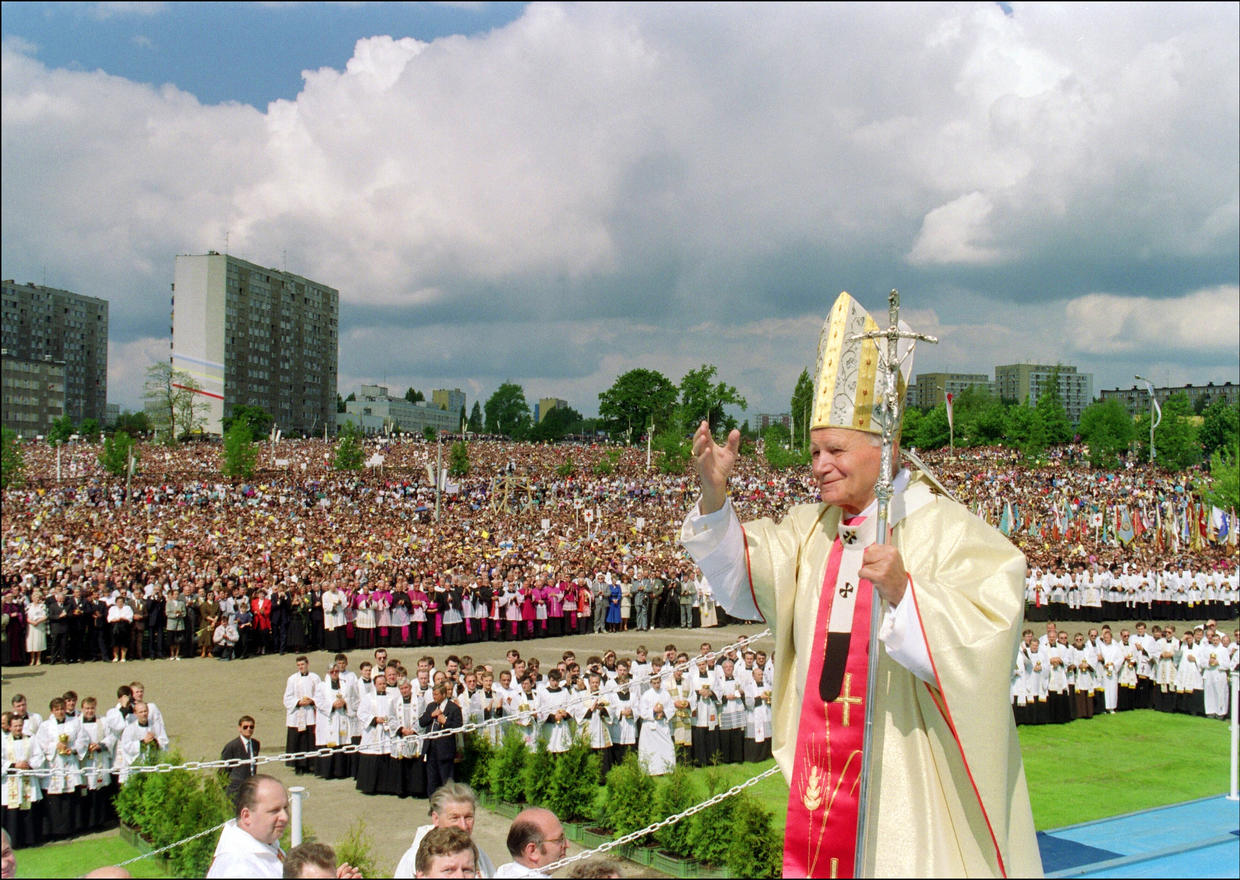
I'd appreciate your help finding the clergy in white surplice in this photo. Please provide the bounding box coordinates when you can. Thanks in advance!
[538,672,574,754]
[2,713,45,848]
[637,676,675,776]
[117,701,168,784]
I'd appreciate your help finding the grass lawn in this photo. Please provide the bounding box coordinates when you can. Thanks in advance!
[675,710,1231,834]
[1017,709,1231,829]
[15,831,169,879]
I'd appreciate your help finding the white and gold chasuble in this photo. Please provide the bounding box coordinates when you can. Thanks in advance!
[685,472,1042,878]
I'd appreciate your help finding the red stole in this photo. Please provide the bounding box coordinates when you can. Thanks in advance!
[783,517,873,879]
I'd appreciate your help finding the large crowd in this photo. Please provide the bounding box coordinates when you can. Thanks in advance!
[277,638,774,801]
[1011,619,1237,725]
[2,435,1237,873]
[2,437,1235,673]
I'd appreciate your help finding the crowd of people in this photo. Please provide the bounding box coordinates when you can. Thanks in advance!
[275,638,774,805]
[0,683,170,850]
[207,774,619,878]
[2,436,1237,868]
[2,438,1235,674]
[1011,619,1237,724]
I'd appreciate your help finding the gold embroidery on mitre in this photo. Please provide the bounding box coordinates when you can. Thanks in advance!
[810,290,913,434]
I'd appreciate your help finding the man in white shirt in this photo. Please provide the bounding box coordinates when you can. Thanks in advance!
[494,807,568,878]
[393,782,497,878]
[207,774,287,878]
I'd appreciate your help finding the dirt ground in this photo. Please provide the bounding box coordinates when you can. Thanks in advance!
[2,621,773,876]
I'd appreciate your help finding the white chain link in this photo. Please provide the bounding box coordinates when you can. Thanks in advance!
[3,628,773,782]
[112,819,229,867]
[541,764,783,873]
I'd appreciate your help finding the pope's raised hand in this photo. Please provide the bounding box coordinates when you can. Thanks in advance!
[692,421,740,515]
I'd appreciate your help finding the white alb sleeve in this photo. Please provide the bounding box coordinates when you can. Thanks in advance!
[878,582,934,685]
[680,497,761,622]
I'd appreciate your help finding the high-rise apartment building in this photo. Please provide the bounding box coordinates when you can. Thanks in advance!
[1,355,65,436]
[1100,381,1239,417]
[432,388,466,419]
[537,397,569,423]
[1,280,108,428]
[993,363,1094,422]
[908,373,993,410]
[171,253,338,436]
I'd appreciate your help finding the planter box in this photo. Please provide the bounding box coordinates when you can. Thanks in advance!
[650,849,697,877]
[579,826,612,849]
[119,823,171,871]
[490,800,521,819]
[627,844,657,866]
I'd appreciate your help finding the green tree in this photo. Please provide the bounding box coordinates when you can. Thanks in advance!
[1198,443,1239,513]
[467,401,484,432]
[1005,401,1047,459]
[449,440,470,477]
[678,364,747,433]
[789,367,813,449]
[404,387,424,404]
[143,362,207,443]
[1,428,24,488]
[1035,367,1074,444]
[907,403,949,450]
[950,386,1005,446]
[1137,392,1199,470]
[1199,398,1239,460]
[530,406,583,442]
[78,418,102,441]
[47,414,75,445]
[422,425,438,442]
[336,393,346,414]
[1077,399,1136,469]
[222,404,274,439]
[726,794,783,878]
[762,422,808,470]
[113,410,152,438]
[651,427,691,474]
[484,382,531,438]
[222,419,257,478]
[598,368,679,442]
[99,430,138,477]
[334,420,365,470]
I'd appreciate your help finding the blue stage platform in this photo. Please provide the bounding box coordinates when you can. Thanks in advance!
[1039,793,1239,878]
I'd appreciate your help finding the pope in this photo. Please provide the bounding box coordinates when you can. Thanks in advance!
[681,291,1041,878]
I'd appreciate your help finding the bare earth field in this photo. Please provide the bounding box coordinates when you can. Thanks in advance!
[2,622,771,876]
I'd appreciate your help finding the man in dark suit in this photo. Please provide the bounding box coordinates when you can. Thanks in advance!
[220,715,261,800]
[47,587,69,664]
[419,683,462,796]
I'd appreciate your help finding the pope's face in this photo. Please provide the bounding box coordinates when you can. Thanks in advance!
[810,428,883,515]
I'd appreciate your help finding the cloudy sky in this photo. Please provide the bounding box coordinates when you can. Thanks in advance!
[2,1,1237,419]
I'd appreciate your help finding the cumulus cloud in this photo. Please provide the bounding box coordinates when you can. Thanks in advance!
[2,2,1237,413]
[1064,286,1240,355]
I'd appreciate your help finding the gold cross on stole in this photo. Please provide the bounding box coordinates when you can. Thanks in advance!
[837,672,862,726]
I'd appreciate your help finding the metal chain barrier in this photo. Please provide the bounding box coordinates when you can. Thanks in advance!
[112,819,229,867]
[541,764,783,873]
[3,628,772,782]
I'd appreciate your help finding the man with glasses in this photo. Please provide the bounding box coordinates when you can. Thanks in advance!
[220,716,261,799]
[494,808,568,878]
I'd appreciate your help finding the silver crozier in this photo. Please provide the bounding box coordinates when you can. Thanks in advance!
[848,289,936,877]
